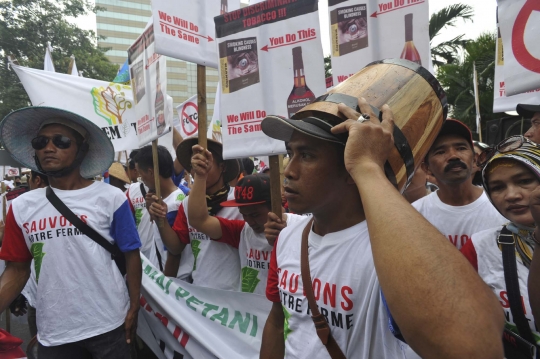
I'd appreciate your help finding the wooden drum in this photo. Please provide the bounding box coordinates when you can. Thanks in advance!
[293,58,448,192]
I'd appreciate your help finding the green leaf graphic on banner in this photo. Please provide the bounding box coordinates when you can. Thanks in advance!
[31,243,45,283]
[282,305,293,340]
[191,240,201,271]
[241,266,260,293]
[135,208,143,227]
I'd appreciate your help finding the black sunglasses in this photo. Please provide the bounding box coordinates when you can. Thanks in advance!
[31,135,72,150]
[477,135,538,168]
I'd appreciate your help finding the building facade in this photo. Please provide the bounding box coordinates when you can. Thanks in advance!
[95,0,219,119]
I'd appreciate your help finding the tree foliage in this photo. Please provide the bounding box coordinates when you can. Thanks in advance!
[429,4,474,67]
[436,33,504,133]
[0,0,118,119]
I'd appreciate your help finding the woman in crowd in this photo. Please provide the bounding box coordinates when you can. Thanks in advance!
[461,135,540,355]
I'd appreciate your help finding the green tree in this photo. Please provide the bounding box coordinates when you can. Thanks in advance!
[436,32,503,133]
[430,4,474,67]
[324,55,332,78]
[0,0,118,120]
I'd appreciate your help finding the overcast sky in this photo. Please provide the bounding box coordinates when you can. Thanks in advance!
[76,0,496,55]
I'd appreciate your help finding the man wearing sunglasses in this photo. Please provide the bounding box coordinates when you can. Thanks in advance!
[520,104,540,144]
[0,107,142,359]
[412,119,506,250]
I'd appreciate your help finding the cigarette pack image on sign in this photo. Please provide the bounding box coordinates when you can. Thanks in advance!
[219,37,260,94]
[131,60,145,103]
[331,3,368,57]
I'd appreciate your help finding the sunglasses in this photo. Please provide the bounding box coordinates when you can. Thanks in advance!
[31,135,73,150]
[478,136,538,168]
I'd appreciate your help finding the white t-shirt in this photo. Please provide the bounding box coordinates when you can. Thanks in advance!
[412,191,507,249]
[217,213,304,295]
[461,226,540,344]
[127,182,158,266]
[267,216,407,358]
[153,188,190,274]
[0,182,141,346]
[172,188,242,291]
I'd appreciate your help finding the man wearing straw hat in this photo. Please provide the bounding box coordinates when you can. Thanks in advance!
[259,98,504,358]
[0,107,142,359]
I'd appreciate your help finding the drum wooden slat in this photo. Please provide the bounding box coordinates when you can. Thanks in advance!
[294,61,445,191]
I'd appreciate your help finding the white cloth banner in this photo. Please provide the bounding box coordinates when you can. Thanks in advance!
[10,64,140,151]
[151,0,240,68]
[128,22,172,147]
[498,0,540,96]
[138,255,271,359]
[214,0,326,159]
[328,0,430,86]
[493,13,540,113]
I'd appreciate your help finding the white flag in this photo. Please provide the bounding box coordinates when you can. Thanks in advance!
[44,42,55,72]
[69,55,79,76]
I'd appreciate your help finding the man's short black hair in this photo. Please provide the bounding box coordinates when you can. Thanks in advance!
[241,158,254,175]
[134,145,174,179]
[30,170,49,186]
[128,150,139,170]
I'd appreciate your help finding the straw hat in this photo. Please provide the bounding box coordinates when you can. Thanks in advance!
[108,162,130,184]
[0,107,114,178]
[176,136,240,183]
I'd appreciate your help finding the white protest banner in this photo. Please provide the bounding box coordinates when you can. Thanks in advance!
[498,0,540,96]
[128,22,172,147]
[151,0,240,68]
[138,255,270,359]
[493,13,540,113]
[328,0,429,86]
[210,82,224,143]
[214,0,326,159]
[10,64,139,151]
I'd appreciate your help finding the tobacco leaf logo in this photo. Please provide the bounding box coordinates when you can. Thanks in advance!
[31,243,46,283]
[282,305,293,340]
[91,83,133,136]
[191,239,201,271]
[241,266,260,293]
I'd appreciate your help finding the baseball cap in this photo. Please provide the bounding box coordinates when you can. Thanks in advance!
[435,118,474,148]
[517,104,540,119]
[221,174,271,207]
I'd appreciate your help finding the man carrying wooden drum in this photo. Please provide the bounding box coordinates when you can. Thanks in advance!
[259,60,504,358]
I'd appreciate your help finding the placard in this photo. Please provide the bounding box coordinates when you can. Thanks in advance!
[128,22,172,146]
[328,0,430,86]
[214,0,326,159]
[151,0,240,67]
[498,0,540,96]
[493,12,540,113]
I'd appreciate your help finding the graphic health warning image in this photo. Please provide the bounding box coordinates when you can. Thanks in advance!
[331,4,368,57]
[219,37,260,93]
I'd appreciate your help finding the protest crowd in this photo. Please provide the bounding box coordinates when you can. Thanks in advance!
[1,1,540,359]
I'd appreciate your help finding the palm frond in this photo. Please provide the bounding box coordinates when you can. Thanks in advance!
[429,4,474,41]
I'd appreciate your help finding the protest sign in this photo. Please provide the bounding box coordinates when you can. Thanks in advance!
[128,22,172,147]
[151,0,240,68]
[138,255,270,359]
[175,94,223,141]
[328,0,429,86]
[214,0,326,159]
[493,13,540,113]
[498,0,540,96]
[10,64,139,151]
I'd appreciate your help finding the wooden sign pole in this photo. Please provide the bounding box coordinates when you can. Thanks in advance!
[197,64,208,149]
[152,140,164,228]
[2,183,10,333]
[269,155,283,218]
